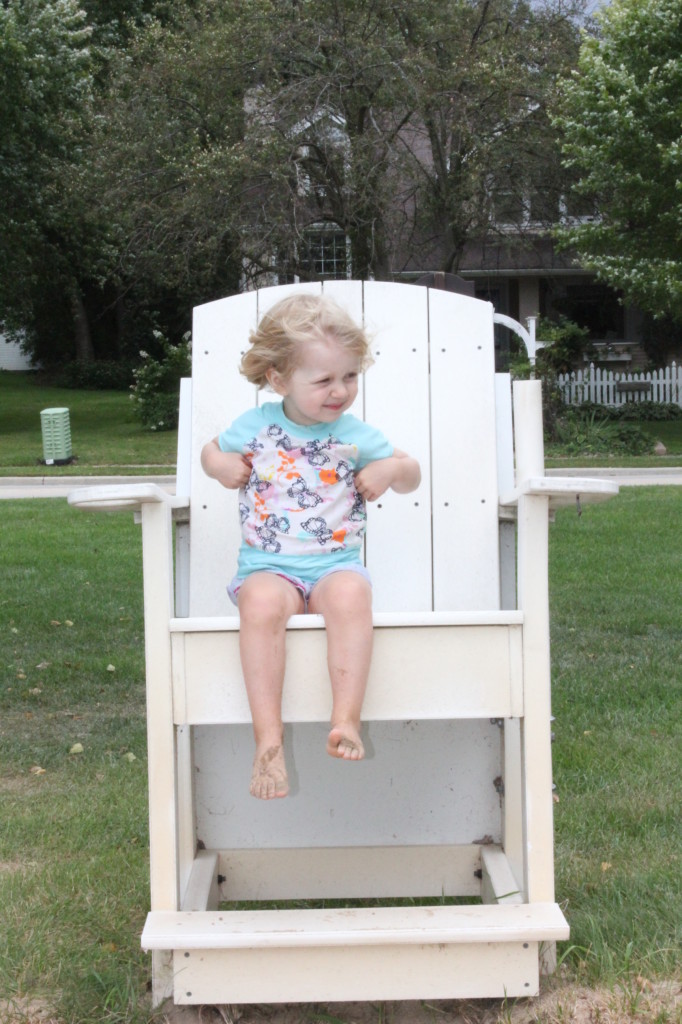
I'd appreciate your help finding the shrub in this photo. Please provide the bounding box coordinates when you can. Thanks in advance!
[53,360,135,391]
[610,401,682,422]
[535,316,593,375]
[130,332,191,431]
[546,408,652,457]
[572,400,682,422]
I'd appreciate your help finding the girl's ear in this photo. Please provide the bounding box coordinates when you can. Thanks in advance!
[266,367,287,395]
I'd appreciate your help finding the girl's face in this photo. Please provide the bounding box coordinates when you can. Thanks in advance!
[267,338,361,426]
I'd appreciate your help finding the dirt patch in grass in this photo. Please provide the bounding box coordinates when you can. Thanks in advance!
[160,979,682,1024]
[0,997,63,1024]
[1,980,679,1024]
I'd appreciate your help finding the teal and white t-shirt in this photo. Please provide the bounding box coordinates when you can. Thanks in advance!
[218,402,393,578]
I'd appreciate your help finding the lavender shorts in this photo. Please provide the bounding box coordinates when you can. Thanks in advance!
[228,563,372,611]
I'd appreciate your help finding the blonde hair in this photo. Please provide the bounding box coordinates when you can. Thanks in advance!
[240,293,373,388]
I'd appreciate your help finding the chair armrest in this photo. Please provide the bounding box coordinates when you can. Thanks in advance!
[68,483,190,512]
[499,476,619,511]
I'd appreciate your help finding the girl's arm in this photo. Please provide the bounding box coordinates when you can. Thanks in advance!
[354,449,421,502]
[201,438,252,490]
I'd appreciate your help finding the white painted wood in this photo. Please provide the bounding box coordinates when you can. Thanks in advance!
[216,845,482,901]
[171,942,541,1003]
[171,623,524,724]
[68,483,187,512]
[138,500,180,1004]
[495,374,515,496]
[429,290,501,610]
[140,501,180,912]
[142,902,569,949]
[258,280,323,313]
[480,846,523,904]
[362,282,432,611]
[175,725,196,902]
[176,378,192,498]
[173,383,192,617]
[171,610,524,631]
[181,850,220,912]
[193,720,501,851]
[189,291,259,617]
[503,717,526,899]
[513,382,555,905]
[500,476,618,508]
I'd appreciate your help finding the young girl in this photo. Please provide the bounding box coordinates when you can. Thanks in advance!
[201,294,421,800]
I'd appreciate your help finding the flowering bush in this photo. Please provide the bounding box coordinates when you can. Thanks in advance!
[130,332,191,431]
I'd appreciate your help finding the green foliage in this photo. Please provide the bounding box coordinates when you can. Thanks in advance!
[0,0,96,358]
[130,332,191,430]
[0,0,586,363]
[52,359,135,391]
[536,315,593,374]
[547,407,653,456]
[639,311,682,366]
[555,0,682,320]
[578,399,682,422]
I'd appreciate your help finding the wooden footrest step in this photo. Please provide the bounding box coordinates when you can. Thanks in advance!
[142,903,568,1004]
[143,901,567,949]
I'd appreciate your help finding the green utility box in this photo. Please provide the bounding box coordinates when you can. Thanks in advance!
[40,407,73,464]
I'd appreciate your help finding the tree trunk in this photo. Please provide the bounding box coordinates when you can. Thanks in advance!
[71,284,95,363]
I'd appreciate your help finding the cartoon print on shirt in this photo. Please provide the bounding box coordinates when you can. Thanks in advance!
[245,468,272,496]
[302,517,334,546]
[245,437,264,455]
[300,438,332,467]
[287,477,323,509]
[255,513,291,553]
[335,459,355,487]
[267,424,293,450]
[348,490,367,522]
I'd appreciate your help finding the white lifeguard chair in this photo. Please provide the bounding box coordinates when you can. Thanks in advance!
[69,281,617,1008]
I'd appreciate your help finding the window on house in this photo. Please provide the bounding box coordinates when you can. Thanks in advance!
[492,191,525,226]
[529,188,561,225]
[298,224,350,280]
[552,283,625,341]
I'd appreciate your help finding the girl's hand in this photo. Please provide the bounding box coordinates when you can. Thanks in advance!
[354,450,421,502]
[201,440,252,489]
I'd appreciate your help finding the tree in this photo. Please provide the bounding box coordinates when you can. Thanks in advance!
[233,0,584,281]
[0,0,97,362]
[555,0,682,321]
[243,0,416,281]
[398,0,585,274]
[86,1,265,318]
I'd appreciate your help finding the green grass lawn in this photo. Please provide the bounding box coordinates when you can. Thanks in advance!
[1,489,680,1022]
[639,418,682,453]
[0,372,177,473]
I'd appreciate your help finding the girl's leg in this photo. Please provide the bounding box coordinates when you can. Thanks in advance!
[237,572,304,798]
[308,571,373,760]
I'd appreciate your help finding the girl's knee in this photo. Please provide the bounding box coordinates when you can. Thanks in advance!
[311,570,372,616]
[238,574,302,625]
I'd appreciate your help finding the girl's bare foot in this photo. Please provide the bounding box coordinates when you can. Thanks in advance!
[327,724,365,761]
[250,743,289,799]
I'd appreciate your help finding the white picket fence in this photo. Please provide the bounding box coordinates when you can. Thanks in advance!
[557,363,682,408]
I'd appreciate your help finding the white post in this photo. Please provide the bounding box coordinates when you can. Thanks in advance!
[140,501,179,1003]
[512,382,556,909]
